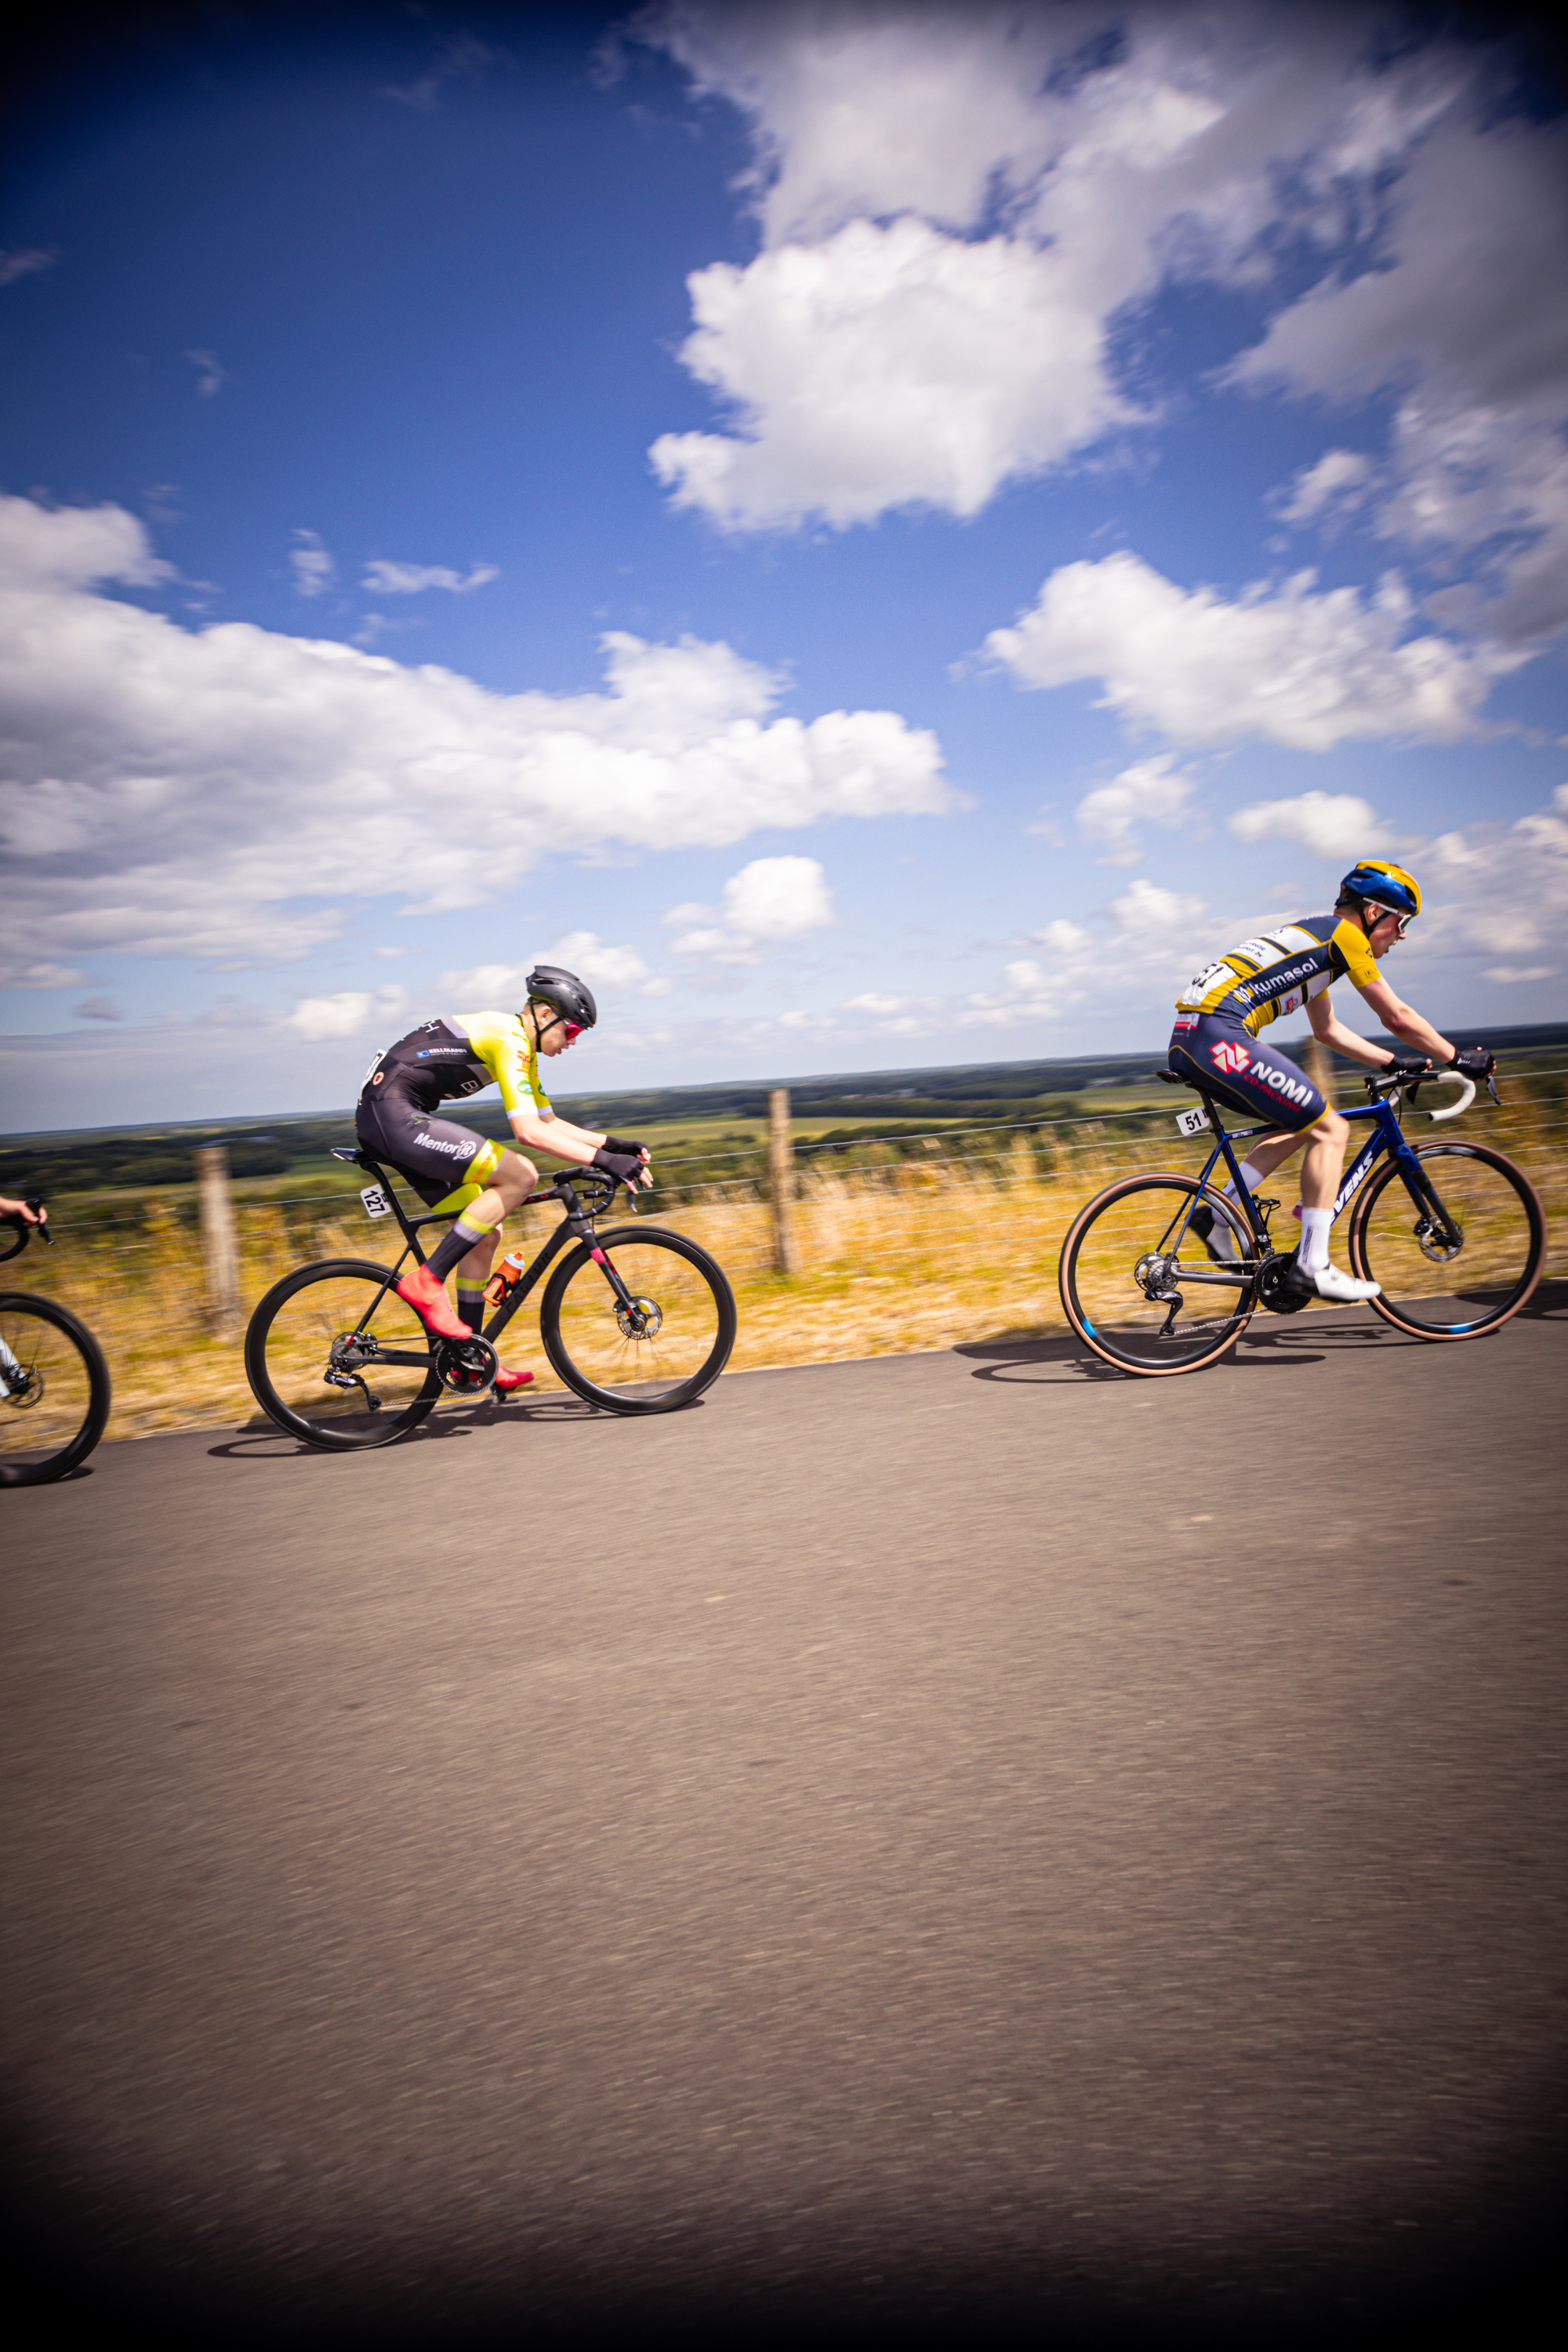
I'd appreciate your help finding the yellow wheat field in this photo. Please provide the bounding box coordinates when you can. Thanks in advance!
[6,1098,1564,1444]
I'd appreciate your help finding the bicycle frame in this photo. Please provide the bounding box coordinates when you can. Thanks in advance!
[1154,1085,1443,1285]
[328,1148,642,1361]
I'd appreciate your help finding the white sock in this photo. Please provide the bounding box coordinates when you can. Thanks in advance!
[1223,1162,1266,1210]
[1299,1205,1332,1273]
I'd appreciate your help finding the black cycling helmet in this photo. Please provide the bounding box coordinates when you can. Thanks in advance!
[523,964,597,1034]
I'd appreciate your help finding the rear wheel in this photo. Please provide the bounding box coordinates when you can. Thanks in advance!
[245,1258,441,1449]
[1058,1176,1258,1376]
[541,1225,735,1413]
[1348,1143,1544,1338]
[0,1293,111,1486]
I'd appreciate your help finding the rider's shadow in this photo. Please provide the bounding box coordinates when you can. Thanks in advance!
[206,1393,616,1459]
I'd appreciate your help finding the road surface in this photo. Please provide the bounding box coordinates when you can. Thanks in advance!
[5,1297,1566,2343]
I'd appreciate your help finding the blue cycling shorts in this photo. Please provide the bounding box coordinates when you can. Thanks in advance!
[1168,1012,1327,1132]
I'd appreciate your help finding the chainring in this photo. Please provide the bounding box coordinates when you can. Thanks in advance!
[434,1334,498,1394]
[1256,1251,1312,1315]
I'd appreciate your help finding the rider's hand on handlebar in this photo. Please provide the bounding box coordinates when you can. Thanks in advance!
[592,1145,652,1192]
[1449,1045,1496,1076]
[0,1193,45,1225]
[1381,1051,1432,1078]
[602,1135,648,1160]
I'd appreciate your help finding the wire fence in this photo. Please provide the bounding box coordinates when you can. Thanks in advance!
[5,1072,1563,1442]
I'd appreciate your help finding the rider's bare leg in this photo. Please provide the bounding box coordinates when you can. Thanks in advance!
[454,1151,535,1388]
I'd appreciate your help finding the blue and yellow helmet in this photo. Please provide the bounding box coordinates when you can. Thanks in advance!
[1340,859,1421,922]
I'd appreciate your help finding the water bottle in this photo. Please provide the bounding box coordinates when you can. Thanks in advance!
[484,1247,528,1308]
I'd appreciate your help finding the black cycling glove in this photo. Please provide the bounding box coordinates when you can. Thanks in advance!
[1382,1051,1432,1076]
[601,1136,647,1158]
[1449,1045,1496,1076]
[592,1146,645,1184]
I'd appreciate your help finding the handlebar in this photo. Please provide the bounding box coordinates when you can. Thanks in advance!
[0,1194,50,1262]
[1365,1067,1494,1122]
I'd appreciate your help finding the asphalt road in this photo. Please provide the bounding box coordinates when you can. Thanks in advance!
[5,1297,1566,2346]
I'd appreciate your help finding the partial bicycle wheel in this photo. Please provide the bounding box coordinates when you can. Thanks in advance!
[1348,1142,1544,1338]
[245,1258,441,1449]
[0,1292,111,1486]
[541,1225,736,1413]
[1058,1175,1257,1376]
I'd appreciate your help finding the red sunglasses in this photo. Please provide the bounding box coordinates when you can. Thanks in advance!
[561,1020,584,1042]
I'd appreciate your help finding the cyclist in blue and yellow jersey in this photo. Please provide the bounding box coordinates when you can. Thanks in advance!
[356,966,652,1390]
[1171,860,1495,1304]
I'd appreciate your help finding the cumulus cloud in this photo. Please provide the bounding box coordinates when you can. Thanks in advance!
[361,559,498,595]
[1228,790,1385,862]
[1414,785,1568,971]
[1076,753,1196,866]
[438,933,670,1004]
[982,550,1517,749]
[0,495,953,982]
[958,873,1209,1029]
[290,528,333,597]
[666,855,834,963]
[285,985,410,1042]
[641,1,1529,532]
[1276,448,1374,527]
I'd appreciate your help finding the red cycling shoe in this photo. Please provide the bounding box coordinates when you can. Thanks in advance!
[494,1367,534,1394]
[395,1263,469,1341]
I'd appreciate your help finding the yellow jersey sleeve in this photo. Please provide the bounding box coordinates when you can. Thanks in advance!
[453,1011,554,1120]
[1330,917,1380,993]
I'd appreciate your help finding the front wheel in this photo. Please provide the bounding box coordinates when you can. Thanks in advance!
[0,1292,112,1486]
[245,1258,441,1449]
[1348,1142,1544,1338]
[1058,1176,1258,1377]
[540,1225,736,1413]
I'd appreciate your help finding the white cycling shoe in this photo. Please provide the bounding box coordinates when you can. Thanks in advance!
[1289,1259,1381,1303]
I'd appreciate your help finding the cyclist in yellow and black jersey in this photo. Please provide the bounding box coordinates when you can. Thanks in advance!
[1169,860,1494,1304]
[356,965,652,1389]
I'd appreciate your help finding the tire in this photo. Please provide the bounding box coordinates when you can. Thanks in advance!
[1058,1175,1258,1377]
[540,1225,736,1414]
[0,1293,111,1486]
[245,1258,441,1449]
[1348,1142,1545,1339]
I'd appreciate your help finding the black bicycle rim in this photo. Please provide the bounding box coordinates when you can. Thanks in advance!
[244,1258,441,1449]
[1060,1177,1256,1376]
[541,1225,736,1413]
[1349,1143,1545,1338]
[0,1292,111,1486]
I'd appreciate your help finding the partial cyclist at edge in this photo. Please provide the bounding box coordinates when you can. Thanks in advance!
[355,966,652,1391]
[1170,858,1495,1304]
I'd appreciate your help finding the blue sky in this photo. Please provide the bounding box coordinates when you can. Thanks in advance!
[2,0,1566,1129]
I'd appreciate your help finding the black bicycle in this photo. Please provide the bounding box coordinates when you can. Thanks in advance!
[1058,1062,1546,1377]
[1,1200,113,1486]
[245,1150,738,1450]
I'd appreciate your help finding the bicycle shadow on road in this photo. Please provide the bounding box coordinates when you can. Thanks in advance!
[204,1391,659,1461]
[953,1298,1485,1385]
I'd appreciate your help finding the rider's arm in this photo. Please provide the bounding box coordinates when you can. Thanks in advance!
[507,1106,652,1189]
[1352,975,1454,1065]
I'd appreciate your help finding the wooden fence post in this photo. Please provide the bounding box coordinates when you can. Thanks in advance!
[768,1087,797,1276]
[194,1145,240,1338]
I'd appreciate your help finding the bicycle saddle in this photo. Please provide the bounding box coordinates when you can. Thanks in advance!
[329,1145,375,1167]
[1153,1068,1212,1094]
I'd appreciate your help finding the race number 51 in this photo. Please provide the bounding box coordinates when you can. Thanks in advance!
[1175,1105,1210,1137]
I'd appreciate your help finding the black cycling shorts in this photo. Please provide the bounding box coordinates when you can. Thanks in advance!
[1168,1012,1326,1131]
[355,1091,500,1207]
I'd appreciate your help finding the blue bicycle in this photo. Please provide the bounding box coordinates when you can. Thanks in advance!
[1058,1064,1546,1376]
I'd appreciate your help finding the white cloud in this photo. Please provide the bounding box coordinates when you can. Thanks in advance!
[1076,752,1196,866]
[0,246,59,287]
[650,216,1142,528]
[1414,786,1568,968]
[957,873,1210,1030]
[361,559,499,595]
[186,348,228,397]
[666,854,835,964]
[1276,448,1374,527]
[290,528,333,597]
[285,985,409,1042]
[844,990,906,1016]
[1483,965,1556,984]
[0,495,953,980]
[1228,790,1385,862]
[437,934,670,1005]
[983,550,1517,749]
[642,2,1504,532]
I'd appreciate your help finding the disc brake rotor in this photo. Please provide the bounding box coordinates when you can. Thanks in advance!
[615,1294,662,1341]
